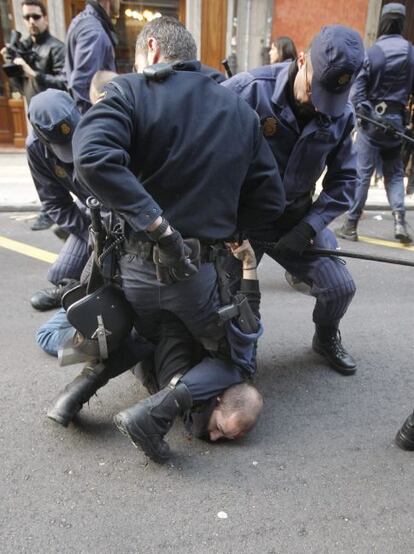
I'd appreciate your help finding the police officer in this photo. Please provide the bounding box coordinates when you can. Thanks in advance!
[222,25,364,375]
[73,16,284,462]
[337,3,414,243]
[65,0,119,113]
[27,89,90,310]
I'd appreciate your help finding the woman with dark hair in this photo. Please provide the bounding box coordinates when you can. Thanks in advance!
[269,36,297,64]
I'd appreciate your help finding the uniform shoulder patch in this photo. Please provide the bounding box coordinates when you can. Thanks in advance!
[262,116,278,137]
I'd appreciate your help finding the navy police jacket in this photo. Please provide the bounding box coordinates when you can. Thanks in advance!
[222,62,358,233]
[65,2,116,114]
[26,131,90,239]
[73,61,285,241]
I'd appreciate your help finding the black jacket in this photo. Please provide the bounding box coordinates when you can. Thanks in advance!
[73,61,285,240]
[10,30,66,104]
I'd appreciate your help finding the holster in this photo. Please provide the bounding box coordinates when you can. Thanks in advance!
[217,293,260,334]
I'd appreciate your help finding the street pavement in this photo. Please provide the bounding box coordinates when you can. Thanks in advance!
[0,210,414,553]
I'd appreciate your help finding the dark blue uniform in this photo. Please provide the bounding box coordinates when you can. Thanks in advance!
[73,60,284,377]
[348,34,414,221]
[222,62,357,328]
[65,2,116,113]
[26,132,90,284]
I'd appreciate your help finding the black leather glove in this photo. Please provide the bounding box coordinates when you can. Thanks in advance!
[154,230,199,284]
[273,221,315,257]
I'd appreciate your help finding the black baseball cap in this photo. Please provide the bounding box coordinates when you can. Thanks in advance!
[28,90,81,163]
[310,25,364,117]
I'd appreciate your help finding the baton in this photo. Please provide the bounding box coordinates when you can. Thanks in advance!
[250,239,414,268]
[86,196,105,257]
[306,247,414,268]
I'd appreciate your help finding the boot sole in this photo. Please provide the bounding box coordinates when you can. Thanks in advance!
[47,410,70,428]
[336,234,358,242]
[395,234,413,244]
[312,344,357,376]
[335,229,358,242]
[113,414,170,464]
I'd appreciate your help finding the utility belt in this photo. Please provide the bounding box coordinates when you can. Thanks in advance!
[122,235,219,264]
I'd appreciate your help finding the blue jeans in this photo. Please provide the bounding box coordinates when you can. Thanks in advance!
[36,308,75,357]
[348,129,405,221]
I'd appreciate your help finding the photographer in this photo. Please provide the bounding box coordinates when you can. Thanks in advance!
[1,0,66,231]
[1,1,66,105]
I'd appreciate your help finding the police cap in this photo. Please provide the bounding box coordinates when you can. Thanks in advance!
[28,90,81,163]
[310,25,364,118]
[381,3,406,17]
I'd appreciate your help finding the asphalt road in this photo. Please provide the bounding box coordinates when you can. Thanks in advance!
[0,211,413,554]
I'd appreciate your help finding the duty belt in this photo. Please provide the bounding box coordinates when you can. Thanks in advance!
[122,237,220,263]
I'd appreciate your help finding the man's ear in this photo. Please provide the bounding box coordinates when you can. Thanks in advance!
[147,37,161,64]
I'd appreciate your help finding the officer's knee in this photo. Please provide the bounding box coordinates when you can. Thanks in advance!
[208,383,263,442]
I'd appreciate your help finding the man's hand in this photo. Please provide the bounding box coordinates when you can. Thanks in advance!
[154,230,199,284]
[273,221,315,258]
[228,239,257,269]
[0,46,12,63]
[13,57,36,78]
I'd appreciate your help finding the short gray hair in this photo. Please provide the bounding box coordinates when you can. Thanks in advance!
[135,16,197,62]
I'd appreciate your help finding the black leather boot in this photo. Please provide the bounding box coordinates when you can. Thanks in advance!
[114,380,193,463]
[393,211,412,244]
[312,326,357,375]
[335,218,359,241]
[31,278,79,311]
[395,410,414,451]
[47,362,108,427]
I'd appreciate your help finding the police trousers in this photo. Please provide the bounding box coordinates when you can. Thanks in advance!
[255,228,356,329]
[118,255,246,401]
[47,233,89,285]
[348,127,405,221]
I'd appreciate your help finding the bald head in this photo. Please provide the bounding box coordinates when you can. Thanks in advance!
[208,383,263,442]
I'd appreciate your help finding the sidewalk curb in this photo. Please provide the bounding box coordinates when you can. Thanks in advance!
[0,205,40,213]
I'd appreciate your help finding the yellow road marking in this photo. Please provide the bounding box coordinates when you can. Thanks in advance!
[0,235,57,263]
[358,235,414,252]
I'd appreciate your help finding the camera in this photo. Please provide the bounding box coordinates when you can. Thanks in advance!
[2,30,38,78]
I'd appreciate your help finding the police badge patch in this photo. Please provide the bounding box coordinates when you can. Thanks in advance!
[54,165,67,178]
[337,73,351,86]
[262,116,278,137]
[60,123,71,136]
